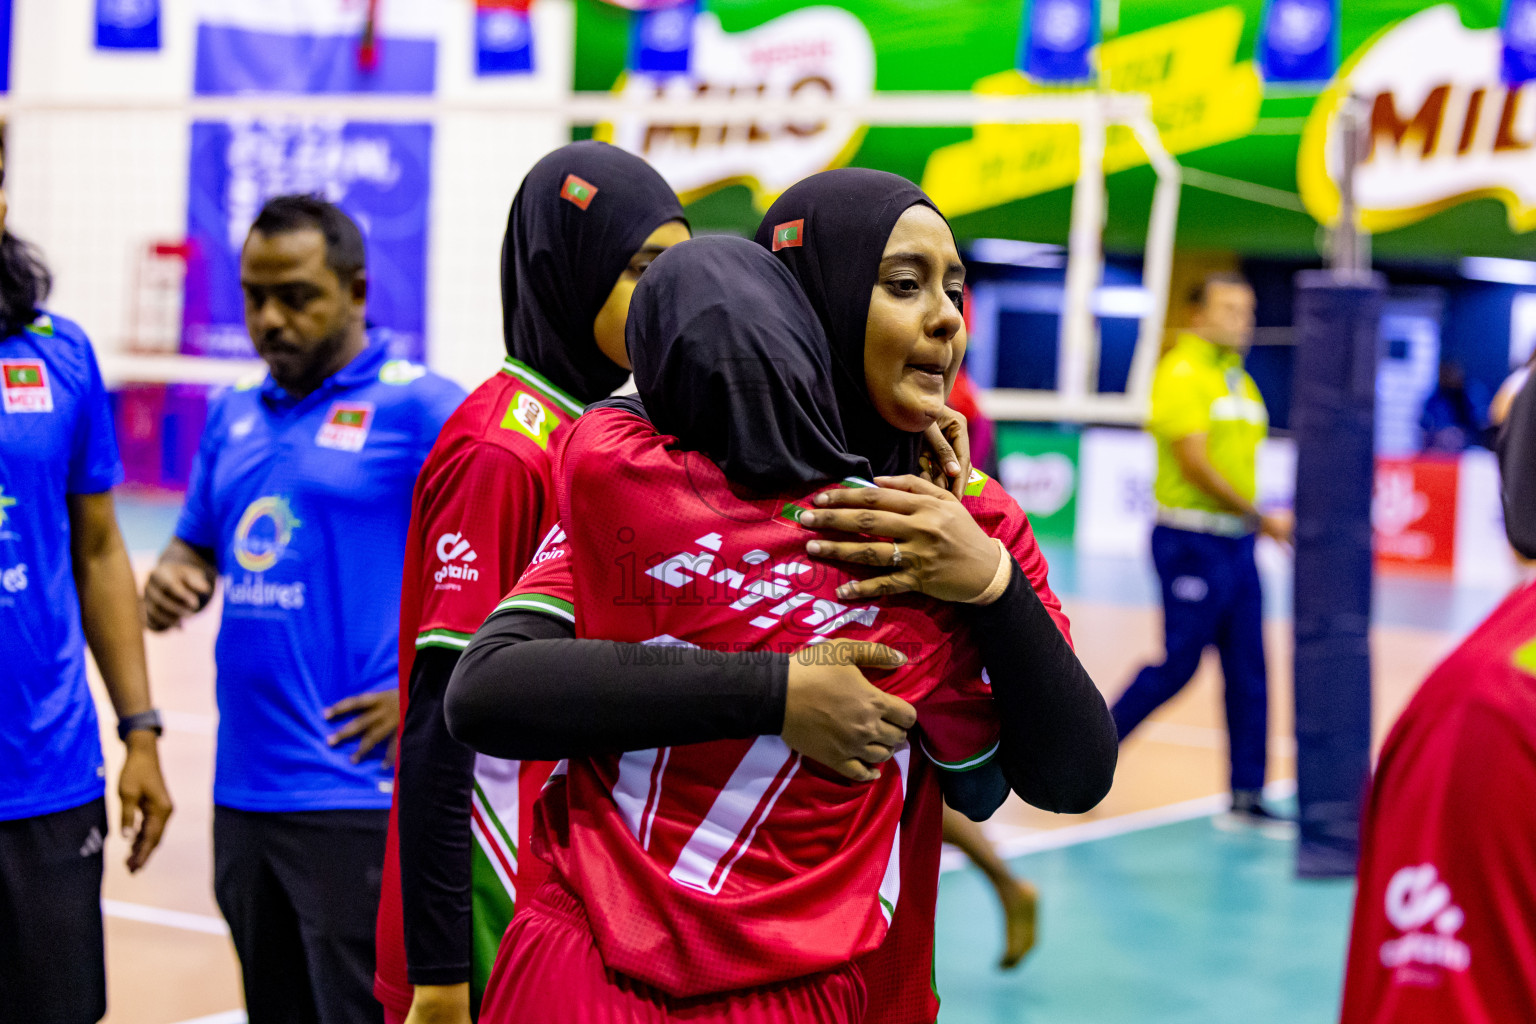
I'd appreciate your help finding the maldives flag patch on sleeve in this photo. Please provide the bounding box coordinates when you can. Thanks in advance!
[316,401,375,451]
[2,360,53,413]
[772,219,804,250]
[560,174,598,210]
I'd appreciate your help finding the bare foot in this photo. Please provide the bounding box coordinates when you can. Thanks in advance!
[998,878,1038,969]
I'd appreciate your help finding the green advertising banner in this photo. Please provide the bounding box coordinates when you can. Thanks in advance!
[574,1,1521,259]
[994,423,1081,543]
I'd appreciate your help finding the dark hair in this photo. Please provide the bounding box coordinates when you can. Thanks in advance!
[0,232,52,340]
[1187,271,1251,309]
[249,194,366,282]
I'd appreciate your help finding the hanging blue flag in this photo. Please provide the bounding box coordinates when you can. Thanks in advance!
[1503,0,1536,84]
[0,0,12,92]
[194,0,436,95]
[1258,0,1337,83]
[1020,0,1095,83]
[477,7,534,75]
[631,1,697,77]
[96,0,161,51]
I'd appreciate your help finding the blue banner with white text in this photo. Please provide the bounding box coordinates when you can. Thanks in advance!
[183,121,432,362]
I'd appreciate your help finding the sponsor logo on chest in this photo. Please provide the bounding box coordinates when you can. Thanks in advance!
[2,360,53,413]
[316,401,375,452]
[226,490,305,610]
[0,562,27,594]
[644,531,879,639]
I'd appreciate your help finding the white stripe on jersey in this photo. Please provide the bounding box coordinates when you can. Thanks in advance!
[614,748,665,847]
[875,744,912,924]
[669,736,800,896]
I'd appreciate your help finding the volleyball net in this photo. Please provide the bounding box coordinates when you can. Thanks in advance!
[0,90,1179,426]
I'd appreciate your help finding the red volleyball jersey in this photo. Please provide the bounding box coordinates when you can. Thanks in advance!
[503,406,1066,1001]
[1339,577,1536,1024]
[853,459,1071,1024]
[374,358,583,1014]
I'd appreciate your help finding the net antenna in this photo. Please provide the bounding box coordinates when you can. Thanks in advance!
[0,91,1177,403]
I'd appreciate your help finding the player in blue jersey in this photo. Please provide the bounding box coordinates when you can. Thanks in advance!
[142,195,465,1024]
[0,151,173,1024]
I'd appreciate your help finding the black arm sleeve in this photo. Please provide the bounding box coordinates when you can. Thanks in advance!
[396,646,474,986]
[445,612,789,760]
[963,561,1119,815]
[1499,376,1536,559]
[936,759,1012,822]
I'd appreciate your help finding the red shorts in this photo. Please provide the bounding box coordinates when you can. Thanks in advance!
[479,878,866,1024]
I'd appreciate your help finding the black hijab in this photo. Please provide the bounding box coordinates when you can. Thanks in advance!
[754,168,950,477]
[615,235,870,493]
[500,141,686,403]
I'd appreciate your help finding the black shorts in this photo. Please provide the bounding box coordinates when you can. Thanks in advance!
[214,806,388,1024]
[0,797,108,1024]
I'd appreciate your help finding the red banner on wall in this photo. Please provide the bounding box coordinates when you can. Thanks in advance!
[1373,456,1460,573]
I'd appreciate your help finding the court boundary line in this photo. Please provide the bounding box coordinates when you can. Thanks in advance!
[102,898,229,936]
[167,1012,246,1024]
[126,777,1301,1024]
[107,781,1303,935]
[941,778,1298,871]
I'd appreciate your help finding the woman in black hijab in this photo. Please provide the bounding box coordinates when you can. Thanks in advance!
[755,168,941,478]
[755,168,1117,993]
[452,236,1022,1022]
[449,237,918,777]
[616,236,870,490]
[383,141,688,1024]
[501,139,690,401]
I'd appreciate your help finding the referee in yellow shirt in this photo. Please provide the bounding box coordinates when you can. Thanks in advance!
[1113,272,1295,834]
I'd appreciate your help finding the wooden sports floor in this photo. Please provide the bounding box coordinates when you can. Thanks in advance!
[88,499,1510,1024]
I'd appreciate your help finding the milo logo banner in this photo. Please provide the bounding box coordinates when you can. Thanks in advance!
[1300,4,1536,235]
[594,5,875,206]
[575,1,1532,258]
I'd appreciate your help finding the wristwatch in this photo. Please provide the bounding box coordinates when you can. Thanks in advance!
[117,709,164,742]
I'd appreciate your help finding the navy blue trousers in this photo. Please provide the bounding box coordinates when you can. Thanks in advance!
[1112,525,1269,793]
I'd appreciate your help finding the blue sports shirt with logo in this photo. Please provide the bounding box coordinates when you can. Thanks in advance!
[0,313,124,821]
[176,335,464,812]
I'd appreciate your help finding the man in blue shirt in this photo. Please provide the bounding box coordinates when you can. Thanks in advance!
[143,195,463,1024]
[0,152,173,1024]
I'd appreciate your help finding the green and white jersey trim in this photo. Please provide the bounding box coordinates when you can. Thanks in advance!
[471,778,518,871]
[499,358,584,418]
[491,592,575,624]
[415,627,475,650]
[876,744,913,925]
[918,736,1000,773]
